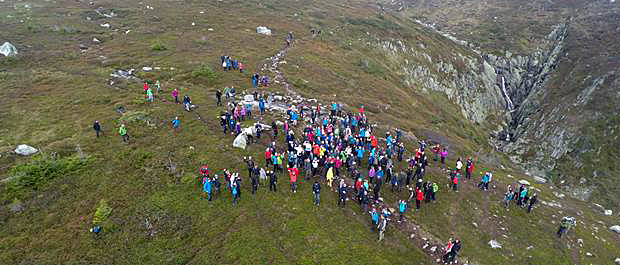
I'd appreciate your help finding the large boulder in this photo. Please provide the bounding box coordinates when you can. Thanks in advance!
[0,42,18,57]
[610,225,620,234]
[14,144,38,156]
[533,176,547,183]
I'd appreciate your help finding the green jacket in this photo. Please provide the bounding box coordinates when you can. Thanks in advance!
[432,183,439,193]
[119,126,127,136]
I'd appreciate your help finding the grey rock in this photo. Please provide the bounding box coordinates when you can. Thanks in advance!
[610,225,620,234]
[488,240,502,249]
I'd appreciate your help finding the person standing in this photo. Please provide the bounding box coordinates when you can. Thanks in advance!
[146,87,154,102]
[370,208,379,231]
[216,89,222,106]
[398,200,407,222]
[202,177,212,201]
[171,116,180,131]
[93,120,102,138]
[172,88,179,104]
[378,215,387,241]
[289,166,299,193]
[440,148,448,168]
[312,181,321,206]
[268,170,277,192]
[231,183,239,206]
[155,80,161,94]
[338,184,347,207]
[527,193,538,213]
[416,188,424,210]
[118,124,129,143]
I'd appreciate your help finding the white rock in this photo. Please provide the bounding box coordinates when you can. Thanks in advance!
[142,67,152,71]
[192,22,195,26]
[256,26,272,35]
[604,209,613,216]
[614,257,620,264]
[430,246,437,252]
[526,246,533,250]
[488,240,502,249]
[586,252,593,257]
[422,243,428,249]
[533,176,547,183]
[610,225,620,234]
[553,192,566,199]
[518,180,531,185]
[15,144,38,156]
[208,28,214,31]
[0,42,18,57]
[100,23,110,28]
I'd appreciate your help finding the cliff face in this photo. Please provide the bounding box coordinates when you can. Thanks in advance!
[373,17,620,206]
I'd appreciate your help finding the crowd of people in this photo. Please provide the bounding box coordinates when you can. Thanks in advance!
[88,32,550,264]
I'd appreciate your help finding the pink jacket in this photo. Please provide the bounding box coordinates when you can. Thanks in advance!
[171,90,178,97]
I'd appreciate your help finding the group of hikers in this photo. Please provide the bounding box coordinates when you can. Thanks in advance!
[87,31,558,264]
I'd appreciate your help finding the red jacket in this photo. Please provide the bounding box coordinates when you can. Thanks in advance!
[289,168,298,182]
[416,189,424,201]
[467,162,474,173]
[265,150,272,159]
[199,165,209,176]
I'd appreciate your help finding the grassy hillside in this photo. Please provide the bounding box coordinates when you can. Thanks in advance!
[0,0,619,264]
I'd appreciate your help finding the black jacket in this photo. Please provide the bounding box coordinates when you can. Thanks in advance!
[312,182,321,194]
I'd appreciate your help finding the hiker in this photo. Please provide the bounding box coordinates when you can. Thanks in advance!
[326,166,334,187]
[93,120,102,138]
[251,167,259,195]
[202,176,212,201]
[431,181,438,201]
[118,124,129,143]
[222,60,227,71]
[171,116,180,131]
[289,166,299,193]
[338,183,347,207]
[172,88,179,103]
[465,157,474,179]
[244,156,255,180]
[557,216,575,238]
[231,182,239,206]
[220,114,227,135]
[268,170,277,192]
[259,98,265,114]
[504,190,514,210]
[416,188,424,210]
[155,80,161,94]
[146,87,154,102]
[450,170,459,191]
[455,158,463,173]
[518,185,528,207]
[479,172,492,190]
[239,62,244,73]
[216,90,222,106]
[440,148,448,168]
[398,199,407,222]
[370,208,379,231]
[527,193,537,213]
[443,239,461,264]
[378,213,388,241]
[432,144,440,161]
[312,180,321,206]
[183,95,192,111]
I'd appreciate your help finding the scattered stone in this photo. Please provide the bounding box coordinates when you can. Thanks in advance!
[488,240,502,249]
[115,106,126,114]
[208,28,214,31]
[614,257,620,264]
[79,44,88,50]
[604,209,613,216]
[553,192,565,199]
[422,237,427,241]
[472,222,478,228]
[586,252,593,257]
[430,246,437,252]
[533,176,547,183]
[0,42,18,57]
[93,38,101,43]
[518,180,531,185]
[256,26,272,35]
[142,67,153,71]
[409,234,415,239]
[422,243,428,249]
[610,225,620,234]
[100,23,110,28]
[577,238,583,245]
[526,246,533,250]
[15,144,38,156]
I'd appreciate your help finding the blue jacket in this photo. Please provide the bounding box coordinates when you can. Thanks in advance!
[203,180,212,193]
[399,201,407,212]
